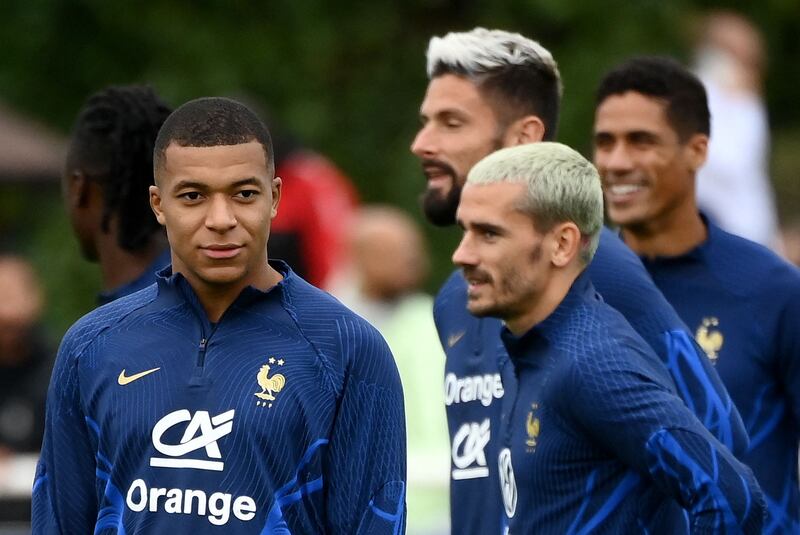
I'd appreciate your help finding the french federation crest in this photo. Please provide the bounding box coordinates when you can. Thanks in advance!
[255,357,286,408]
[695,317,723,363]
[526,403,540,450]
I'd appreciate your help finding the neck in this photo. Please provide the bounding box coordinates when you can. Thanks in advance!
[621,202,707,258]
[96,231,168,291]
[188,264,283,323]
[504,266,581,336]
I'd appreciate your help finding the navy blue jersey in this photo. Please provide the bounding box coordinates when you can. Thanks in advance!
[98,249,171,305]
[497,272,764,534]
[435,227,744,535]
[32,262,406,534]
[642,220,800,533]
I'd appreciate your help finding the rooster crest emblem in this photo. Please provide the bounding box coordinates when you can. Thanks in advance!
[695,317,723,363]
[255,357,286,407]
[526,404,540,449]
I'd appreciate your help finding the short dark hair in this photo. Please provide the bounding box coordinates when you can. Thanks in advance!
[66,85,172,252]
[153,97,274,177]
[595,56,710,141]
[426,29,562,141]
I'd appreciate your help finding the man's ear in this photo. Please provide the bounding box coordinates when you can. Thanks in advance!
[270,176,282,219]
[685,133,709,173]
[149,185,166,226]
[65,169,92,209]
[549,222,582,268]
[505,115,546,146]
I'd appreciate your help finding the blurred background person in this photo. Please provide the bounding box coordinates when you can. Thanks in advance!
[268,119,359,289]
[0,255,51,532]
[780,220,800,268]
[63,85,172,305]
[331,205,449,535]
[0,255,51,456]
[693,10,781,250]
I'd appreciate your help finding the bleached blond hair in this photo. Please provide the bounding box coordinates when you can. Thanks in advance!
[425,28,563,140]
[467,142,603,265]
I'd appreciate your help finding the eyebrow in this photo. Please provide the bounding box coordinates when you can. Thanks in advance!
[171,177,263,193]
[471,221,505,235]
[457,219,506,235]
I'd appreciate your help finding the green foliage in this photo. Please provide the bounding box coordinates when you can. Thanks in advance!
[0,0,798,335]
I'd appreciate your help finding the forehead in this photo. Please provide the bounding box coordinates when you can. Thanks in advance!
[159,141,270,185]
[458,181,528,221]
[594,91,673,135]
[421,74,496,117]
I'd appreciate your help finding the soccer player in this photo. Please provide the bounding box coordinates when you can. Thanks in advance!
[454,142,763,533]
[32,97,406,534]
[63,85,172,304]
[593,55,800,534]
[411,28,745,534]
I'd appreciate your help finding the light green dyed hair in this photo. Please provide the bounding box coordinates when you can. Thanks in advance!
[466,142,604,265]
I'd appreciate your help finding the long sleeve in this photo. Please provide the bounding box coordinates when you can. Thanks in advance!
[324,325,406,534]
[31,334,98,534]
[592,228,748,455]
[565,345,765,533]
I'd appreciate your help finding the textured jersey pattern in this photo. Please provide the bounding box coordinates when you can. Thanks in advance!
[436,227,744,535]
[32,263,405,534]
[644,220,800,534]
[498,273,764,534]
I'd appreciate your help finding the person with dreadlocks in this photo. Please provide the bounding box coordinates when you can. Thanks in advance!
[63,85,172,305]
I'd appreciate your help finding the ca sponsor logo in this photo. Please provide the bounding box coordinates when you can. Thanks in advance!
[150,409,234,471]
[444,372,504,407]
[498,448,517,518]
[451,418,491,480]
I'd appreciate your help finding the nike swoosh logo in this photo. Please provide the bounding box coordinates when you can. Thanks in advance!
[448,331,466,348]
[118,367,161,386]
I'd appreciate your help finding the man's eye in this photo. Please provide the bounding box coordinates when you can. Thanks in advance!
[180,191,202,201]
[236,190,259,199]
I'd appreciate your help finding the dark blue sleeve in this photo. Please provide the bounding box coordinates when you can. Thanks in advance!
[591,228,748,455]
[324,320,406,534]
[776,286,800,428]
[564,343,765,533]
[31,331,98,534]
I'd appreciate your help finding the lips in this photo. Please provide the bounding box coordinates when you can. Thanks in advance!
[201,244,243,259]
[421,159,456,187]
[604,182,646,205]
[463,268,491,294]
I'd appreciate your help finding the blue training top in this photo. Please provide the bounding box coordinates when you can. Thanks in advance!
[97,248,171,305]
[33,262,406,534]
[435,227,745,535]
[498,271,763,534]
[642,219,800,534]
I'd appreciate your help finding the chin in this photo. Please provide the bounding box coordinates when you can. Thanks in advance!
[466,301,497,319]
[197,266,248,287]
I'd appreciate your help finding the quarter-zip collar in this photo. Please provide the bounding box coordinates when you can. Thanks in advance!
[500,270,597,368]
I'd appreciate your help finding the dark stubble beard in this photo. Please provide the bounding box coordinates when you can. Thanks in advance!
[419,136,504,227]
[420,172,463,227]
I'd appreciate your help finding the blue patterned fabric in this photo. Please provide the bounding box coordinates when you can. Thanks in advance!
[435,227,745,535]
[32,261,406,534]
[643,218,800,534]
[497,272,764,533]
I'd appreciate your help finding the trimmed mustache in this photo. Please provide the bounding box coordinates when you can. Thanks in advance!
[462,266,492,284]
[421,159,457,180]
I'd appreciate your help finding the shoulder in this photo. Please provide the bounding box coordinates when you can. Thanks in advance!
[554,299,673,390]
[280,274,395,384]
[708,226,800,298]
[435,269,467,306]
[60,284,159,361]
